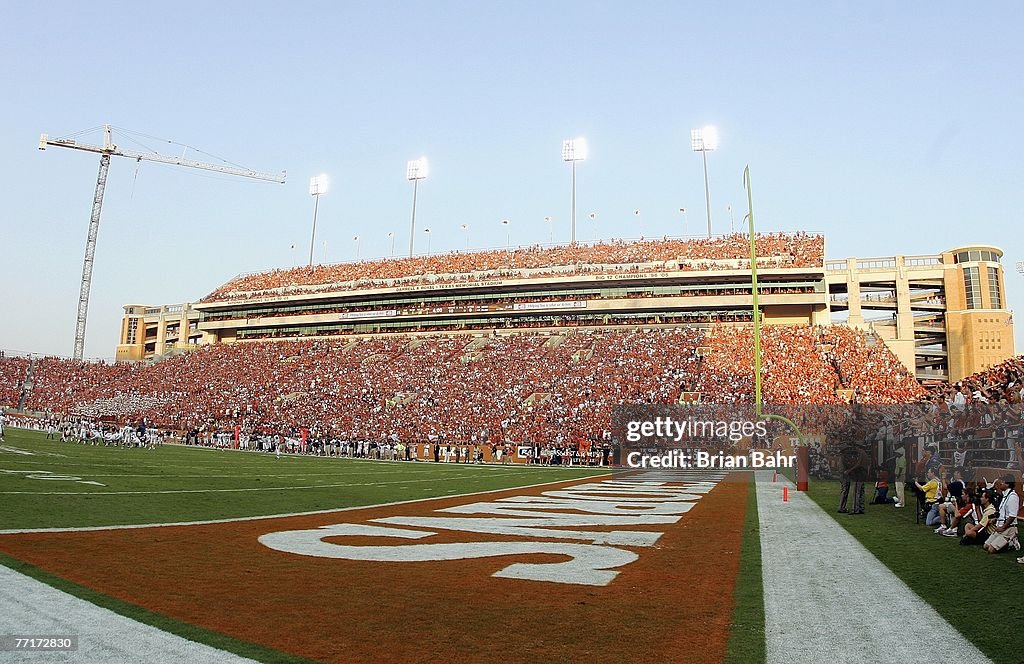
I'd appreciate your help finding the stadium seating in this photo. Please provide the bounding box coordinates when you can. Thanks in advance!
[0,355,29,409]
[928,355,1024,405]
[201,233,825,303]
[12,324,924,444]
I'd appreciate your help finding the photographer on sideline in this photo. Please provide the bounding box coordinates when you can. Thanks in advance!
[984,475,1019,554]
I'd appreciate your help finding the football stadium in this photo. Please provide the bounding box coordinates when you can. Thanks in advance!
[3,4,1023,664]
[1,230,1022,663]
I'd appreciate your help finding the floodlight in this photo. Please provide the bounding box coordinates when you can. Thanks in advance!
[307,174,328,265]
[406,157,429,181]
[562,137,588,162]
[309,174,328,196]
[407,158,429,257]
[701,126,718,151]
[691,126,718,237]
[691,126,718,152]
[563,138,588,243]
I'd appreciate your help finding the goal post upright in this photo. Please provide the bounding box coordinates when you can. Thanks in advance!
[744,165,809,490]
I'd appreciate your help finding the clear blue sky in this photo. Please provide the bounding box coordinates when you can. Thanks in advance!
[1,1,1020,359]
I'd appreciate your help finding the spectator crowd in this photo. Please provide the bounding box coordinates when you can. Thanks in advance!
[1,322,924,451]
[0,354,29,408]
[202,233,825,303]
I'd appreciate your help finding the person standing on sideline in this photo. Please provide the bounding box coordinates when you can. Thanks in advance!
[838,444,863,514]
[892,447,907,508]
[849,443,870,514]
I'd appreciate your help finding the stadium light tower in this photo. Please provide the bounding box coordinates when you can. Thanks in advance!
[502,218,510,249]
[562,138,587,243]
[691,126,718,237]
[460,223,470,249]
[544,216,553,244]
[588,212,597,241]
[387,231,395,258]
[679,207,688,235]
[353,235,360,260]
[406,157,429,257]
[423,227,432,255]
[308,174,328,266]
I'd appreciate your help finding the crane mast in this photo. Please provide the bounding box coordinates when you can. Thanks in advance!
[39,124,286,360]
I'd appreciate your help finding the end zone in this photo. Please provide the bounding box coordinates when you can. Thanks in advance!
[0,470,748,663]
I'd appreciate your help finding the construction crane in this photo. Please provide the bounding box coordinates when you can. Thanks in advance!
[39,124,286,360]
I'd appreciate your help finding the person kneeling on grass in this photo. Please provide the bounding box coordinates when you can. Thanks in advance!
[937,494,975,537]
[962,490,997,546]
[984,475,1019,554]
[937,470,966,527]
[872,470,895,504]
[916,468,941,525]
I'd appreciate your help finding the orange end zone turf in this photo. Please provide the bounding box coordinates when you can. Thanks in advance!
[0,474,749,663]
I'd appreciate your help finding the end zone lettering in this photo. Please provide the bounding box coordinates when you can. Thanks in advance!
[258,475,720,587]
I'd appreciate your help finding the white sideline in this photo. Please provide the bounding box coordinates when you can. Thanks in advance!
[0,564,255,664]
[755,471,991,663]
[0,472,610,535]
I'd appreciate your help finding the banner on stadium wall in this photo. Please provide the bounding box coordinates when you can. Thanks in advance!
[512,300,586,311]
[394,280,504,293]
[339,310,398,320]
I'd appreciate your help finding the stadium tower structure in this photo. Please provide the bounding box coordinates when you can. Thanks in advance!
[116,236,1014,382]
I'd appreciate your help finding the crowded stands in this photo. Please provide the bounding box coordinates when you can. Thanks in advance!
[201,233,825,303]
[0,354,29,408]
[4,323,920,447]
[927,355,1024,406]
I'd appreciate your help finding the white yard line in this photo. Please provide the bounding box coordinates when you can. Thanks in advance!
[755,470,991,663]
[0,564,255,664]
[0,470,529,496]
[0,473,610,535]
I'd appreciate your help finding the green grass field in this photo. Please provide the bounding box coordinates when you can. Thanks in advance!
[806,480,1023,664]
[0,428,606,530]
[0,427,768,663]
[726,478,765,664]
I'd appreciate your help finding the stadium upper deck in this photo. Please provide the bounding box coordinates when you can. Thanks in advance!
[115,234,1013,382]
[199,233,824,303]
